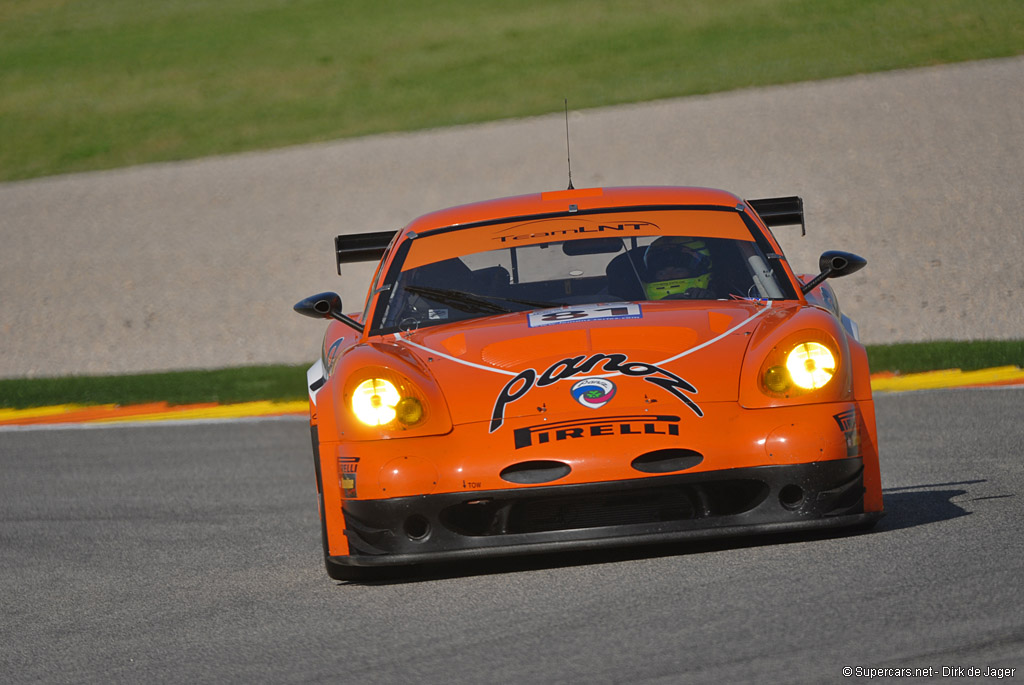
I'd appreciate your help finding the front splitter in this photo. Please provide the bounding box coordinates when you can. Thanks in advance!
[333,458,882,568]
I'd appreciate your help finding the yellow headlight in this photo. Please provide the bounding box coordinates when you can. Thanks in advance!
[351,377,428,427]
[394,397,424,425]
[764,365,790,393]
[785,342,836,389]
[352,378,401,425]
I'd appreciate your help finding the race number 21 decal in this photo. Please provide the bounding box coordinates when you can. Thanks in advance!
[528,303,641,328]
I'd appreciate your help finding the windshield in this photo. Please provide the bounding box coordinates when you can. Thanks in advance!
[372,208,796,334]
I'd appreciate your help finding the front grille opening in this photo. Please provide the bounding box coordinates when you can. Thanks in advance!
[698,480,770,516]
[441,479,769,537]
[508,488,694,534]
[441,499,501,536]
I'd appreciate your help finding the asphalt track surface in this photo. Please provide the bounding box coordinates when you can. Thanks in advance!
[2,388,1021,683]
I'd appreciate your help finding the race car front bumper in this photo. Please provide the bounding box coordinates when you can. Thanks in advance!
[332,457,882,568]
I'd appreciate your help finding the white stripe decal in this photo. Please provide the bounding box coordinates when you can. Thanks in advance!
[656,302,773,365]
[394,301,773,379]
[306,358,326,405]
[585,302,773,379]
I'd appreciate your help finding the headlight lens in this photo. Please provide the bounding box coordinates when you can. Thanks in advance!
[759,333,839,398]
[763,365,790,393]
[352,378,400,425]
[394,397,424,424]
[351,377,427,427]
[785,342,836,389]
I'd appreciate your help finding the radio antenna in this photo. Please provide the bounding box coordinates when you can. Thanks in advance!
[564,99,574,190]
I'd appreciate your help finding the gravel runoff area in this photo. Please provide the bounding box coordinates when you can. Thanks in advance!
[2,56,1022,379]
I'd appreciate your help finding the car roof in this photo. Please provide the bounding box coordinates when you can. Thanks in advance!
[402,186,745,236]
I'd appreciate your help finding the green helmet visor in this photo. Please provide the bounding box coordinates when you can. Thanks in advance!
[643,237,712,299]
[644,273,712,299]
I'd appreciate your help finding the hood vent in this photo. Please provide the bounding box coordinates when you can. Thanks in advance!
[631,449,704,474]
[500,460,572,484]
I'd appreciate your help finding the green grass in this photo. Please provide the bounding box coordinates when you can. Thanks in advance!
[2,3,1021,405]
[0,365,308,410]
[2,0,1023,181]
[1,341,1021,410]
[867,340,1024,376]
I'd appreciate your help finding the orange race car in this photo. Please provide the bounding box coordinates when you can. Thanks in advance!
[294,186,883,580]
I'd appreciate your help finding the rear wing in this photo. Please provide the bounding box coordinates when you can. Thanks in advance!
[748,196,805,236]
[334,230,397,274]
[334,196,805,273]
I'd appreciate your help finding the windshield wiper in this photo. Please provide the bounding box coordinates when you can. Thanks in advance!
[404,285,514,314]
[404,285,563,314]
[475,293,565,309]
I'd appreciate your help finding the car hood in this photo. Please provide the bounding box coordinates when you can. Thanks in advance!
[394,301,787,427]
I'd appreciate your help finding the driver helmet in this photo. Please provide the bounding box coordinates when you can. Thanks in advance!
[643,236,712,300]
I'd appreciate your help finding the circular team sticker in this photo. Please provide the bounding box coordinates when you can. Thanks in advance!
[570,378,616,409]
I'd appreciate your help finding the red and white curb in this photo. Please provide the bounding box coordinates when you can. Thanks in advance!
[1,367,1022,428]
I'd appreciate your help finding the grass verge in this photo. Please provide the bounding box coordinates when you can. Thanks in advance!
[1,341,1021,410]
[2,0,1023,181]
[866,340,1024,376]
[0,365,308,410]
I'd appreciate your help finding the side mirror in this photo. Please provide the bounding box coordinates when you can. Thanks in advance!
[294,292,363,333]
[294,291,343,319]
[801,251,866,294]
[818,251,866,278]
